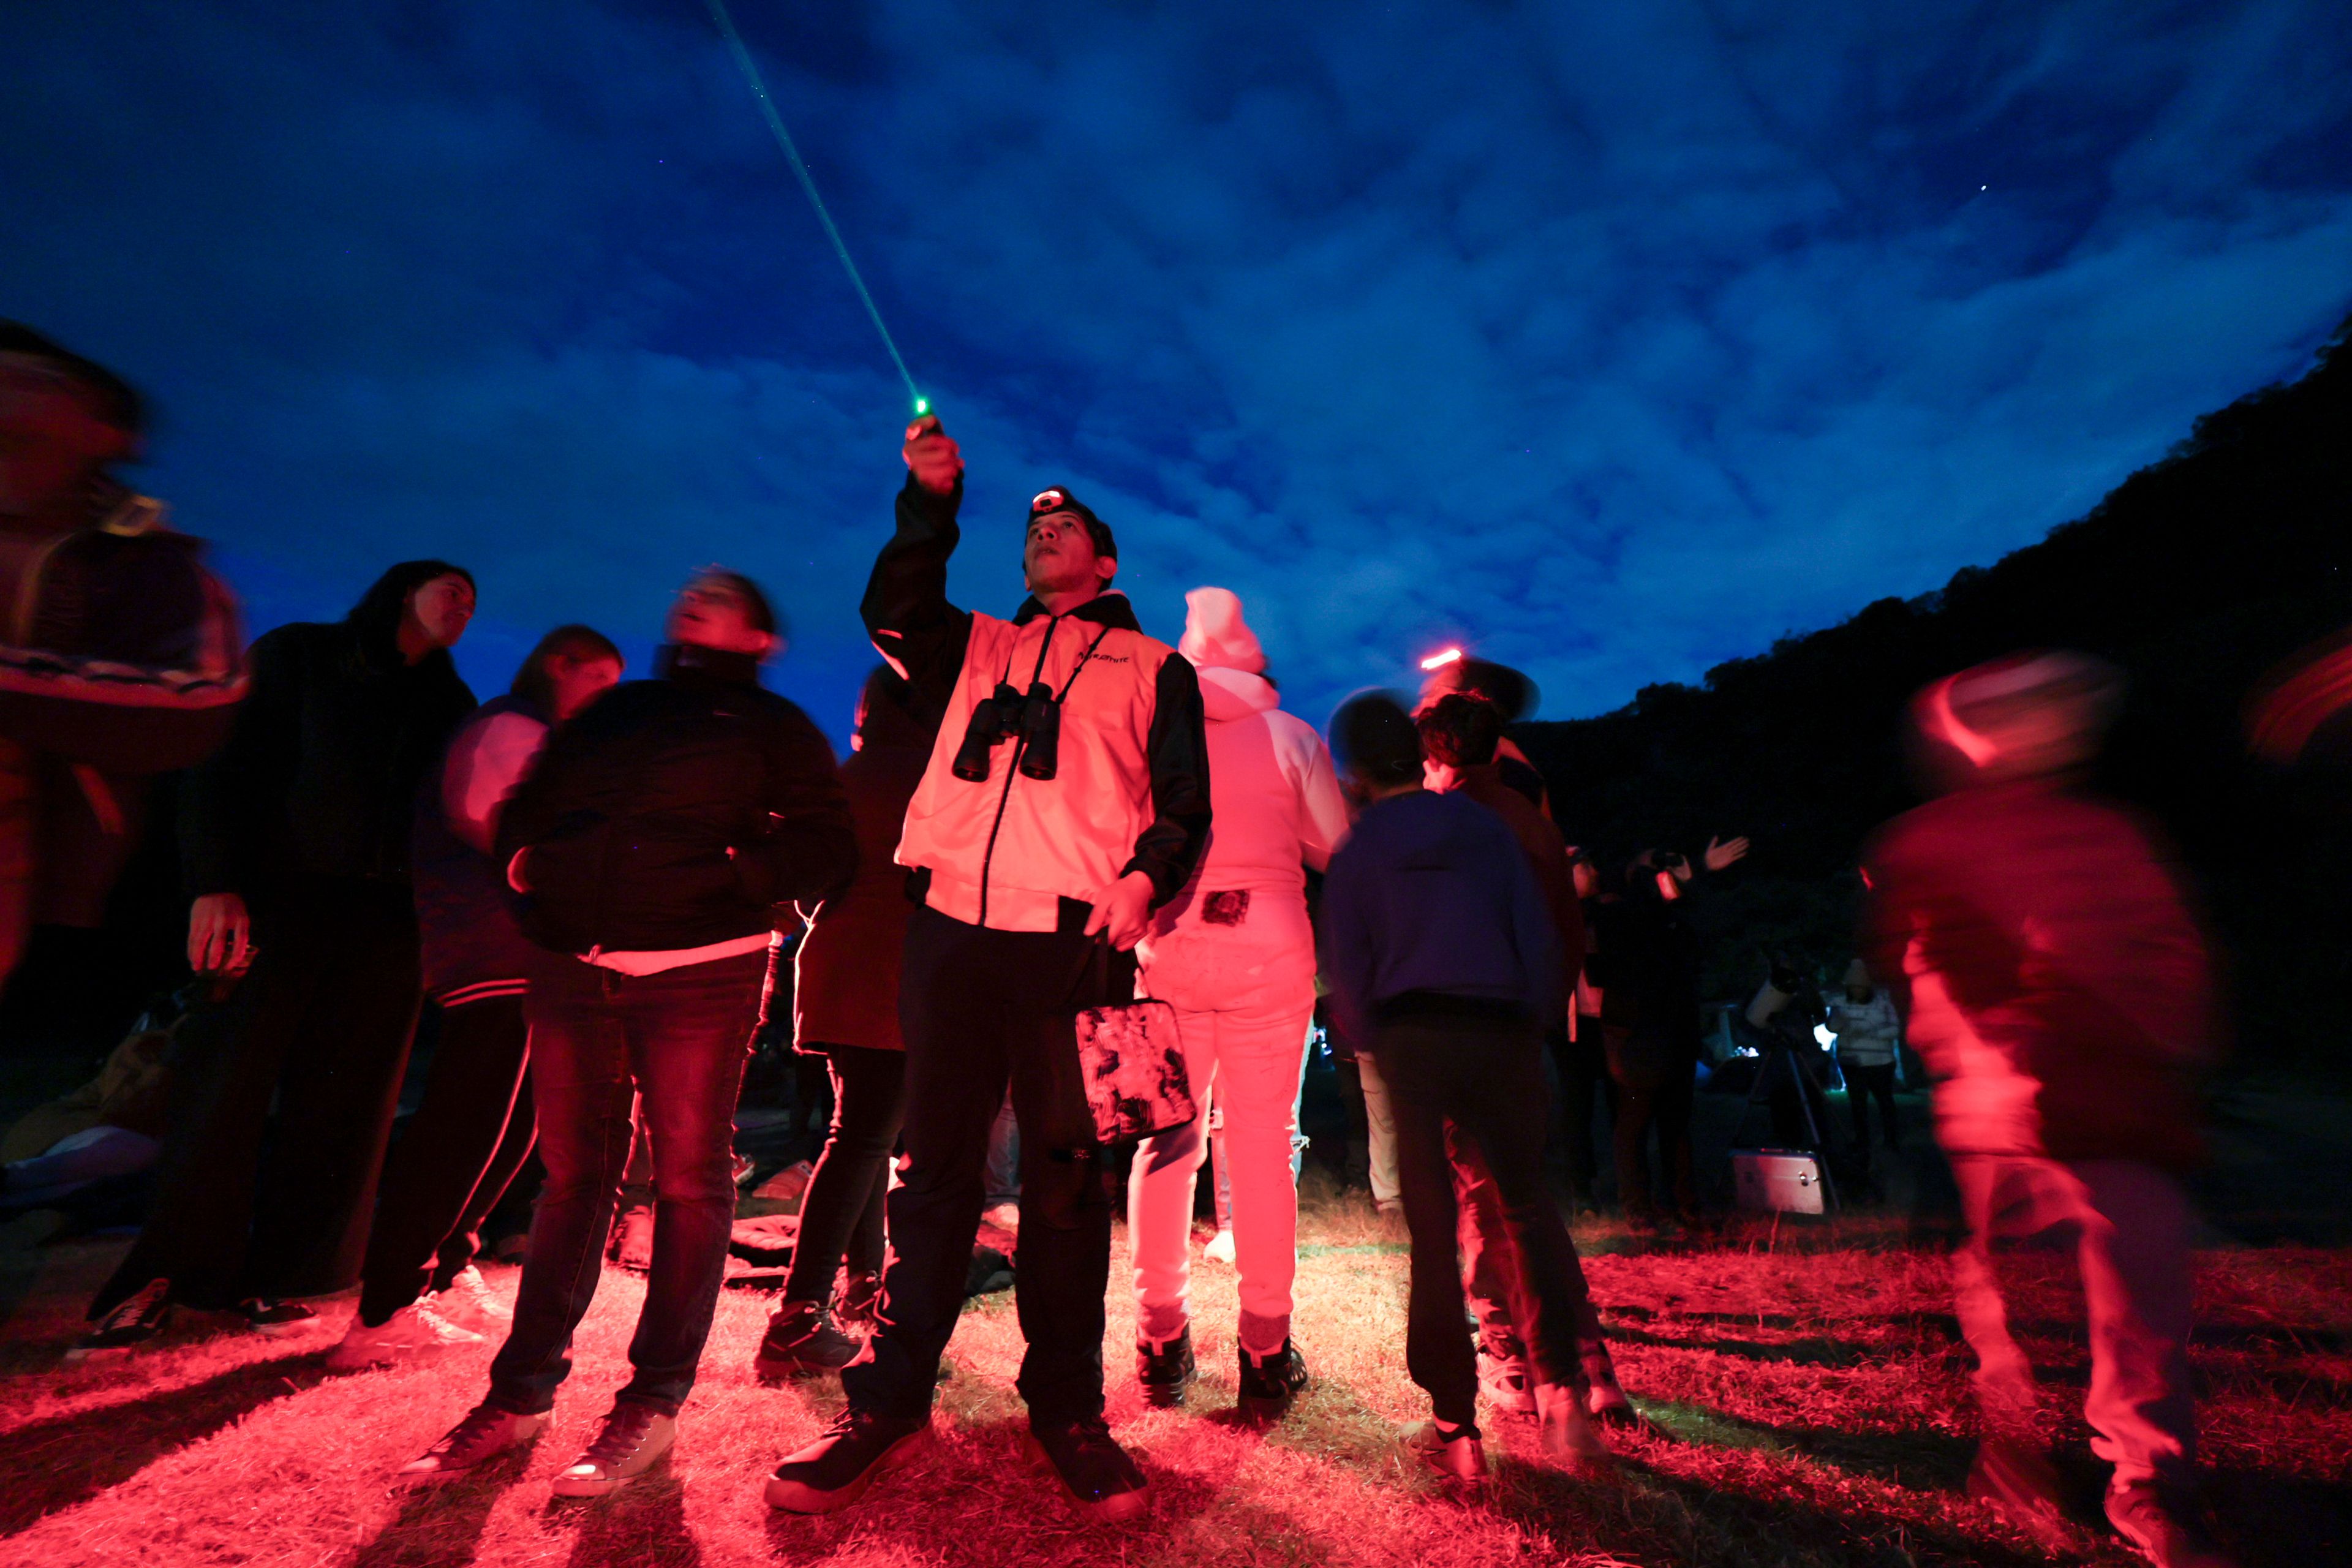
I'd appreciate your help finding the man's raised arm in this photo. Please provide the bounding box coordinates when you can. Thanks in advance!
[861,415,973,721]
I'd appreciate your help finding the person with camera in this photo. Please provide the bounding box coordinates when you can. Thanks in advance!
[398,570,854,1498]
[766,416,1210,1523]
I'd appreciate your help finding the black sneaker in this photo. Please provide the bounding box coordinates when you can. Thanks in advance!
[2105,1480,2237,1568]
[832,1270,883,1328]
[68,1278,172,1360]
[755,1299,860,1381]
[1136,1327,1196,1408]
[1237,1340,1309,1415]
[765,1407,934,1513]
[238,1297,317,1336]
[1028,1415,1151,1523]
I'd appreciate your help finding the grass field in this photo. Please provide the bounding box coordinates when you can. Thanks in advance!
[2,1169,2347,1568]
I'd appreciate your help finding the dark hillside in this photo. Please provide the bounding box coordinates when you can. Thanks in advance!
[1517,319,2352,1065]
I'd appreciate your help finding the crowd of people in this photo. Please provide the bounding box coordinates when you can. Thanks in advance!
[0,324,2236,1567]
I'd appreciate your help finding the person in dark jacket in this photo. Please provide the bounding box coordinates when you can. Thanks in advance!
[767,415,1209,1526]
[401,569,854,1500]
[1415,693,1634,1428]
[1866,652,2232,1568]
[331,625,624,1370]
[0,324,245,992]
[1586,851,1706,1228]
[78,560,477,1353]
[755,663,937,1376]
[1319,692,1610,1491]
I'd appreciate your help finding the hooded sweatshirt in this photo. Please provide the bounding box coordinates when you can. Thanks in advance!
[1137,589,1348,1007]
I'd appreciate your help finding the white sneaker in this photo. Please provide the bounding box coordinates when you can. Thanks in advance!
[551,1404,677,1498]
[428,1265,511,1333]
[398,1404,548,1485]
[1202,1227,1237,1265]
[330,1302,488,1370]
[982,1201,1022,1232]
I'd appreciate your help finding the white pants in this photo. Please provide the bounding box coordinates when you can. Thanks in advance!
[1357,1050,1401,1206]
[1129,902,1314,1352]
[1951,1155,2198,1488]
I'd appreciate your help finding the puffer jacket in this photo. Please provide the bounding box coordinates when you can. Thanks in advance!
[863,477,1210,933]
[496,643,856,955]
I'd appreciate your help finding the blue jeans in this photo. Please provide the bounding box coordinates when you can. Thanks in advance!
[487,948,763,1417]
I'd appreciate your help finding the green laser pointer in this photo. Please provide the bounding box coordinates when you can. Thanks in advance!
[704,0,927,417]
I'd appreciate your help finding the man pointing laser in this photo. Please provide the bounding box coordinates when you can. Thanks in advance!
[767,415,1210,1523]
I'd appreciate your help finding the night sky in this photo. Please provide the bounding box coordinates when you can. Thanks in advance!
[8,1,2351,744]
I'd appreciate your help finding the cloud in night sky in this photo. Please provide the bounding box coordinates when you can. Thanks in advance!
[6,0,2351,742]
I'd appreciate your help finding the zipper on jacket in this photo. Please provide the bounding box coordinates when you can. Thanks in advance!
[970,615,1115,929]
[973,616,1060,926]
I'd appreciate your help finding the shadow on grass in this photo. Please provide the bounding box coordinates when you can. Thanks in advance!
[347,1442,537,1568]
[0,1349,333,1536]
[551,1469,704,1568]
[1639,1399,1975,1491]
[1491,1453,2056,1568]
[1604,1322,1877,1368]
[2207,1467,2352,1568]
[760,1415,1229,1565]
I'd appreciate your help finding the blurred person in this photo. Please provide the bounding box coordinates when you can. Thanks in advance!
[0,324,244,992]
[1320,692,1608,1490]
[77,562,476,1354]
[331,626,623,1369]
[1586,851,1705,1229]
[1829,959,1903,1156]
[1866,652,2234,1568]
[399,570,853,1498]
[1560,848,1613,1208]
[766,415,1208,1524]
[1125,588,1348,1414]
[1416,692,1632,1426]
[754,665,936,1376]
[1415,655,1548,812]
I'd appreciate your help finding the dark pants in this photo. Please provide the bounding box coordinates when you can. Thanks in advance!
[358,994,534,1325]
[1379,1011,1593,1431]
[1612,1046,1697,1219]
[1550,1022,1613,1202]
[782,1043,907,1302]
[1845,1060,1900,1150]
[95,878,422,1316]
[1454,1131,1615,1379]
[486,948,763,1417]
[843,907,1115,1426]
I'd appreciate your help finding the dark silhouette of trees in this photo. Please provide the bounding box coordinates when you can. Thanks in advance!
[1516,316,2352,1066]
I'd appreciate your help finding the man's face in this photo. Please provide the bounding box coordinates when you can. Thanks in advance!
[1023,510,1114,599]
[668,575,774,655]
[408,574,476,651]
[0,368,131,518]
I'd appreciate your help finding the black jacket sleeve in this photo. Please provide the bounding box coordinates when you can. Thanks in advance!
[861,477,973,729]
[180,624,302,897]
[1122,652,1212,906]
[740,698,859,908]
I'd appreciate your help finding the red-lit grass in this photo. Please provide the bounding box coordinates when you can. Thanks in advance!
[0,1182,2345,1567]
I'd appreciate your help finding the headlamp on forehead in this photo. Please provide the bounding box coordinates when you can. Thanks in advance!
[1023,486,1117,560]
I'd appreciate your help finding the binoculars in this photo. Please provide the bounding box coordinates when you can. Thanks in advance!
[951,680,1064,782]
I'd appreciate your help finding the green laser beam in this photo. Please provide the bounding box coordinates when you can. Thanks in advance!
[704,0,924,414]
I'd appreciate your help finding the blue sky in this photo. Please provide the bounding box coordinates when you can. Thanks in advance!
[7,1,2350,744]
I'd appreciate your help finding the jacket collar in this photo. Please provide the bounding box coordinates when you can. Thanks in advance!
[655,642,763,688]
[1011,589,1140,630]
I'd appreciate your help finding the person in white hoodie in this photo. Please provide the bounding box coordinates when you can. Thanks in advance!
[1128,589,1349,1415]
